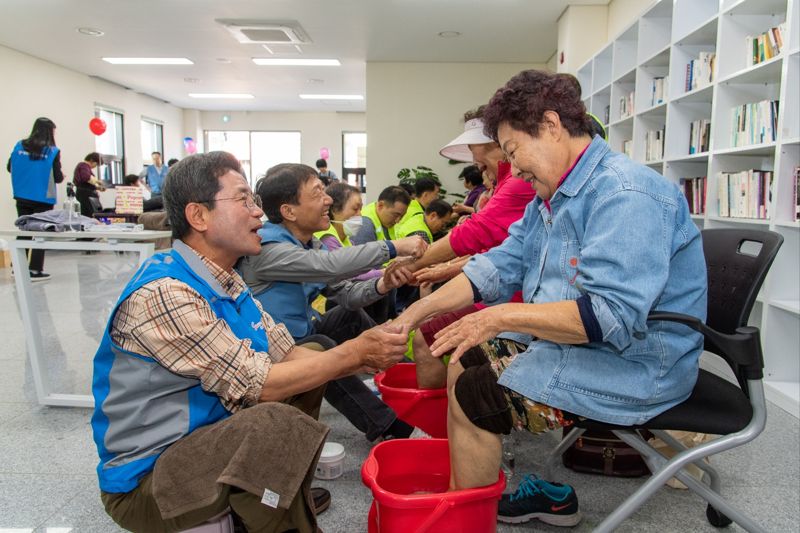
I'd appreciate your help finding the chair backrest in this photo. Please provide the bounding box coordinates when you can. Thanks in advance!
[88,196,103,214]
[701,229,783,390]
[702,228,783,334]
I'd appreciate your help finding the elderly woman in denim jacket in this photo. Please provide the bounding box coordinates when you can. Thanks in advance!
[397,69,707,525]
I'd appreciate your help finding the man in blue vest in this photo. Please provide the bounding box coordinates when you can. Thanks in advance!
[139,151,169,195]
[238,163,431,442]
[92,152,409,532]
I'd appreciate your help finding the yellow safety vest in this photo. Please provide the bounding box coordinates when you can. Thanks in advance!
[314,224,352,247]
[395,211,432,243]
[396,199,423,230]
[362,202,396,241]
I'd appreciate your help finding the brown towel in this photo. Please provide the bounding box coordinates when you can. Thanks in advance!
[151,402,329,519]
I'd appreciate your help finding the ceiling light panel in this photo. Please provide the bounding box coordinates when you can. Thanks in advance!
[299,94,363,100]
[252,58,340,66]
[103,57,193,65]
[189,93,254,99]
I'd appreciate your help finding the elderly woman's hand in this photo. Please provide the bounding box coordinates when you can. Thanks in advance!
[429,307,502,364]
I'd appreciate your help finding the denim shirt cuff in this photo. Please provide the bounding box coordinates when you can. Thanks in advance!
[590,294,627,350]
[576,294,603,343]
[462,254,501,304]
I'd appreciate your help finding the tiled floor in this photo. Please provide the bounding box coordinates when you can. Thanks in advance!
[0,251,798,532]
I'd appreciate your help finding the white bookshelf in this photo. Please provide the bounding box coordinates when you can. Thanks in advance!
[577,0,800,418]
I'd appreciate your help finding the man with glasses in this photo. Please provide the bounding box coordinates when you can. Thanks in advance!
[238,163,430,442]
[91,152,410,532]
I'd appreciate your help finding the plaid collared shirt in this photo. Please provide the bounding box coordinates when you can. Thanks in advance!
[110,248,295,412]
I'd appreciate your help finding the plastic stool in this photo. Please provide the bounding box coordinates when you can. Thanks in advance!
[179,510,234,533]
[362,438,505,532]
[374,363,447,438]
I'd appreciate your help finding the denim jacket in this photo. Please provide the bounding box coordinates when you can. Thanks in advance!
[463,137,707,425]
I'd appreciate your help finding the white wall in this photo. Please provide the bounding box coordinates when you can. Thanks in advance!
[365,62,546,202]
[0,45,184,228]
[557,5,609,74]
[197,111,365,181]
[607,0,654,40]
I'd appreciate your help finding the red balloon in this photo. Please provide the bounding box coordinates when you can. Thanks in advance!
[89,117,107,135]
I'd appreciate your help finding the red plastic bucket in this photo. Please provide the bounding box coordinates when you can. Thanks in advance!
[362,439,505,533]
[374,363,447,438]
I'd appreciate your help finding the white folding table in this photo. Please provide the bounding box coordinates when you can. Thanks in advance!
[1,228,172,408]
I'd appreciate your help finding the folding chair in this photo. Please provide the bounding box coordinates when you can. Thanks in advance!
[545,228,783,532]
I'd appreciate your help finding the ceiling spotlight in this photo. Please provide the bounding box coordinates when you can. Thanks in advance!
[216,58,233,64]
[437,31,461,38]
[299,94,363,100]
[222,114,232,123]
[77,27,104,37]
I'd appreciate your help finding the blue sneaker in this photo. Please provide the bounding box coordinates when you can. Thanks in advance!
[497,475,581,526]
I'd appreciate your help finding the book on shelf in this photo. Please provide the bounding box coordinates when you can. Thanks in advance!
[745,22,786,67]
[685,51,716,92]
[689,119,711,154]
[794,166,800,221]
[650,77,668,107]
[681,176,707,215]
[716,170,773,220]
[730,100,779,147]
[603,104,610,125]
[619,91,634,119]
[645,128,665,162]
[622,140,633,157]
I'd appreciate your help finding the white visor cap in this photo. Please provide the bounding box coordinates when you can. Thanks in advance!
[438,118,495,163]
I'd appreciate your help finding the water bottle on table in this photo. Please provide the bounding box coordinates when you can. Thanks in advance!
[63,183,81,232]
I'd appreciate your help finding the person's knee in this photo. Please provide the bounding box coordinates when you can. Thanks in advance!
[453,363,512,435]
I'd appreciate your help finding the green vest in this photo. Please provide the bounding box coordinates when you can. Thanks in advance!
[396,199,423,230]
[314,224,352,247]
[396,211,432,243]
[362,202,396,241]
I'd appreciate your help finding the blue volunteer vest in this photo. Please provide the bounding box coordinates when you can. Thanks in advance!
[254,223,327,340]
[91,241,269,493]
[9,141,59,204]
[146,164,169,194]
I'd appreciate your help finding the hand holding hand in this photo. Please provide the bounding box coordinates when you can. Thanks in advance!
[393,235,428,259]
[430,308,501,364]
[355,322,411,371]
[380,264,414,292]
[414,262,462,285]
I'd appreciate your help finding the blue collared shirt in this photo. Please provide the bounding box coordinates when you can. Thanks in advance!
[463,136,707,425]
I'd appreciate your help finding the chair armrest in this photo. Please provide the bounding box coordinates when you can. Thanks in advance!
[647,312,764,381]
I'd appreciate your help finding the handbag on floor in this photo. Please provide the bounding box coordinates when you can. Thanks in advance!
[561,428,653,477]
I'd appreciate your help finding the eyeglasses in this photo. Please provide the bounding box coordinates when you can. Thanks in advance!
[206,193,262,210]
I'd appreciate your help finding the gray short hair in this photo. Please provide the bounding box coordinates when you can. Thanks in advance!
[162,151,244,240]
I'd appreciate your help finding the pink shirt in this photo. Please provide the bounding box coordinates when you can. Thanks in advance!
[449,161,536,256]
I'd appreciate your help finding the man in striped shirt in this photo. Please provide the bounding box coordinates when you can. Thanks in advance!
[92,151,409,533]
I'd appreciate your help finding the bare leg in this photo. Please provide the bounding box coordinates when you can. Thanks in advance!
[414,328,447,389]
[446,361,502,490]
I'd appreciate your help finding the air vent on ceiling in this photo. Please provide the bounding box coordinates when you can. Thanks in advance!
[263,44,303,55]
[216,19,311,45]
